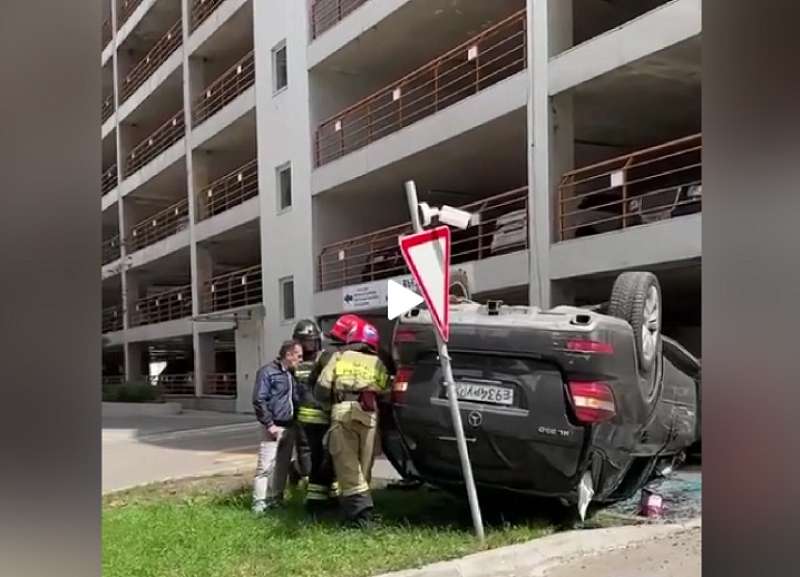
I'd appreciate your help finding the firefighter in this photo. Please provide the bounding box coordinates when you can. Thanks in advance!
[291,318,335,511]
[317,318,389,526]
[296,315,367,513]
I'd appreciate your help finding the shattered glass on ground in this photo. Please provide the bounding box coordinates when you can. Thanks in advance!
[605,467,702,523]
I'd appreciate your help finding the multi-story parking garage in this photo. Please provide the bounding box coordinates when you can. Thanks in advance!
[102,0,702,412]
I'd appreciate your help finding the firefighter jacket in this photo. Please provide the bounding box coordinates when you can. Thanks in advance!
[316,349,390,397]
[295,351,332,426]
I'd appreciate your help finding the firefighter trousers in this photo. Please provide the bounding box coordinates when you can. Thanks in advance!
[301,421,338,508]
[329,401,378,521]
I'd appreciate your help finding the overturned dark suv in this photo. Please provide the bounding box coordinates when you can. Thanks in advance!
[381,271,701,510]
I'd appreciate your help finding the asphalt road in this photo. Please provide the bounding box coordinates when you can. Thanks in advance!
[102,410,401,493]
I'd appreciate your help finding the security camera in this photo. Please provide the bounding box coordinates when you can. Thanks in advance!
[437,205,473,230]
[418,202,438,227]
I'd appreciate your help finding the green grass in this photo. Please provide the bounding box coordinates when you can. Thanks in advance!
[103,474,558,577]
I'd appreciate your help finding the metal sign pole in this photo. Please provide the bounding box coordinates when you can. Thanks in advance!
[404,180,485,543]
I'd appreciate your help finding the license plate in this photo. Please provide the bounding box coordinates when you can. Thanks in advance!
[454,381,514,406]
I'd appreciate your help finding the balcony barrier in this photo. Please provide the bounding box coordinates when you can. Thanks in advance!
[102,375,125,387]
[192,50,255,126]
[102,235,121,265]
[311,0,369,39]
[102,164,118,196]
[118,0,146,27]
[558,134,702,241]
[315,8,527,166]
[318,187,528,290]
[102,94,115,123]
[120,19,183,103]
[103,17,113,48]
[130,284,193,327]
[127,198,190,253]
[102,306,124,333]
[201,264,262,313]
[125,109,185,176]
[150,373,195,395]
[191,0,226,31]
[197,159,258,220]
[204,373,237,396]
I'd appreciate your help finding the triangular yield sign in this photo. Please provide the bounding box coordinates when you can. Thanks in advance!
[398,226,451,341]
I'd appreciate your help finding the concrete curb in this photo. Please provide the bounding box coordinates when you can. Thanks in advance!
[373,519,701,577]
[102,401,182,417]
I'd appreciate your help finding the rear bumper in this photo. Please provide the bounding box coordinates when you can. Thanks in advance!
[388,401,588,499]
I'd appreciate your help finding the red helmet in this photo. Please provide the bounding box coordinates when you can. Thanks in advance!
[329,314,364,344]
[349,321,380,350]
[329,314,379,350]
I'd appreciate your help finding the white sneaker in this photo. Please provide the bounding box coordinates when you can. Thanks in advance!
[252,500,268,514]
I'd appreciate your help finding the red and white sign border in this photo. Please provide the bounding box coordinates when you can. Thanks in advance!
[398,225,451,341]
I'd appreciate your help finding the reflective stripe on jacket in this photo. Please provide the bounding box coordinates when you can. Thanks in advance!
[317,350,389,394]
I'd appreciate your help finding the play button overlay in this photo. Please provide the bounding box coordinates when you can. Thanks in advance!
[387,279,424,320]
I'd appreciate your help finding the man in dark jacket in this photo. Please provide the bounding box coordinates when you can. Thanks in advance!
[251,340,304,513]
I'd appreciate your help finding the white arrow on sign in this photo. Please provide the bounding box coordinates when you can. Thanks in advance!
[398,225,451,341]
[387,279,424,320]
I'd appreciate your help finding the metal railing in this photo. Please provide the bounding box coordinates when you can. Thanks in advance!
[102,306,124,333]
[311,0,369,39]
[150,373,195,396]
[201,264,263,313]
[127,198,190,253]
[204,373,237,396]
[120,19,183,103]
[318,187,528,290]
[192,50,255,126]
[102,235,121,265]
[125,109,185,176]
[103,17,113,48]
[315,9,527,166]
[191,0,226,31]
[130,284,193,327]
[102,93,115,123]
[118,0,146,27]
[102,375,125,387]
[197,159,258,220]
[102,164,118,196]
[558,134,702,241]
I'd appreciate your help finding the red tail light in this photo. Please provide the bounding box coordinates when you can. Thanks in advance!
[566,339,614,355]
[568,381,616,424]
[392,366,413,404]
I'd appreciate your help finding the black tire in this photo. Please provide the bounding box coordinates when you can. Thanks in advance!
[608,272,663,399]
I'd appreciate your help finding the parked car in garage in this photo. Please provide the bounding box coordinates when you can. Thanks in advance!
[381,271,701,515]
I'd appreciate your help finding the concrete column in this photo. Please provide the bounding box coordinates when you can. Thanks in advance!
[254,0,316,361]
[188,56,208,108]
[123,273,141,329]
[180,0,206,399]
[235,315,265,413]
[195,244,214,313]
[528,0,573,308]
[192,246,215,396]
[192,151,210,221]
[194,332,216,396]
[124,341,147,381]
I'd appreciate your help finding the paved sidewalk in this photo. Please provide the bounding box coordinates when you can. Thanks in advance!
[374,520,701,577]
[542,526,701,577]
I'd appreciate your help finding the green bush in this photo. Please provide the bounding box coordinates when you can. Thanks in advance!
[103,380,162,403]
